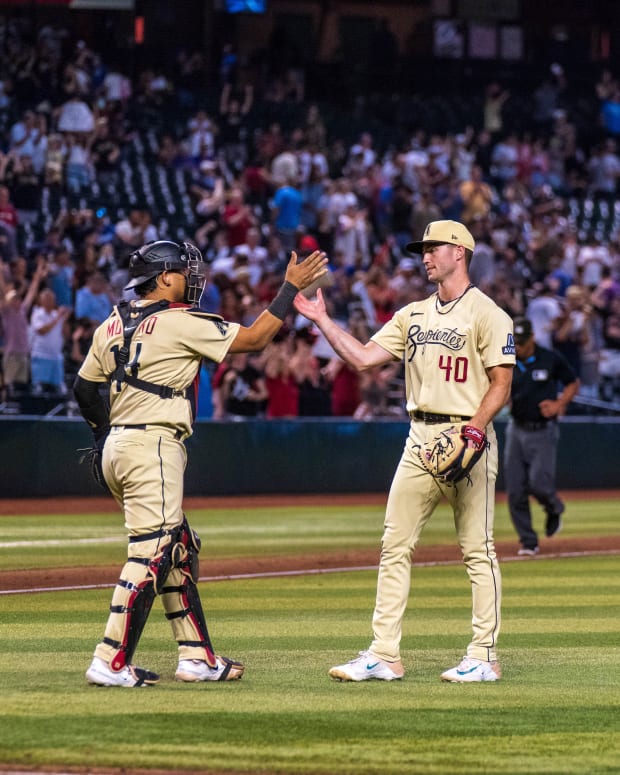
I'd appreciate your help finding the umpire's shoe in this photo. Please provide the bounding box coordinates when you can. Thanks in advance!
[86,656,160,687]
[545,510,563,538]
[175,655,245,682]
[328,650,404,682]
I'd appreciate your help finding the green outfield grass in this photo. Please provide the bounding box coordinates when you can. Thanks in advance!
[1,556,619,775]
[0,496,619,774]
[0,495,618,572]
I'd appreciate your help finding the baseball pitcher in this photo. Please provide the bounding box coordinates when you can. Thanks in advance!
[294,220,515,683]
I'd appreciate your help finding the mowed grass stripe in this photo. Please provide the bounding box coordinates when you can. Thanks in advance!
[1,556,619,774]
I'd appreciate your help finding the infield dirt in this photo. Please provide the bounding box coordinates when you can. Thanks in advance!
[1,491,618,593]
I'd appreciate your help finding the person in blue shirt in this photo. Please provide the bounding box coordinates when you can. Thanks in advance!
[74,271,113,324]
[271,177,303,253]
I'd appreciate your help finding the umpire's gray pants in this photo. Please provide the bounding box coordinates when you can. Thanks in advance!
[503,420,564,548]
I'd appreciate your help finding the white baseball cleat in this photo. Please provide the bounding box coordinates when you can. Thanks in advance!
[175,655,245,682]
[328,650,404,682]
[86,656,160,687]
[440,656,501,682]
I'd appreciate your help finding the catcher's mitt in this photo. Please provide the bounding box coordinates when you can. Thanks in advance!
[78,428,109,491]
[417,424,487,484]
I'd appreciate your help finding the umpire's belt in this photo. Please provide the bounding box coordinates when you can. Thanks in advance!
[112,424,183,440]
[410,410,471,424]
[513,419,549,431]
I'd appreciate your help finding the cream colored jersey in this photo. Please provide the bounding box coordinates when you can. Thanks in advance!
[78,302,240,437]
[371,286,515,417]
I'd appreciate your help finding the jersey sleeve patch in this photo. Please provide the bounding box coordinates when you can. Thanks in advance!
[502,333,516,355]
[186,309,229,336]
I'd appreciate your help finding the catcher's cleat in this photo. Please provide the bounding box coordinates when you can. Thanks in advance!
[328,651,404,682]
[175,655,245,682]
[86,656,160,687]
[440,656,501,683]
[544,511,563,538]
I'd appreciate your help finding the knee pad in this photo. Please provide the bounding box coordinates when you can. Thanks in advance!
[131,516,200,594]
[171,514,202,582]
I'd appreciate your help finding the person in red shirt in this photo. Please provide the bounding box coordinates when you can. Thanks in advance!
[222,185,256,248]
[260,331,299,417]
[326,358,361,416]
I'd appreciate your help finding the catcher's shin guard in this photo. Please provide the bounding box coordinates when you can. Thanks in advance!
[162,573,217,667]
[160,518,216,667]
[104,574,156,672]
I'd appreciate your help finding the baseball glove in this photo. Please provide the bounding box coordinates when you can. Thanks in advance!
[78,428,109,491]
[417,424,487,484]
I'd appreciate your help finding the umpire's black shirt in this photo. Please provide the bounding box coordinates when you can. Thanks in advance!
[511,344,577,424]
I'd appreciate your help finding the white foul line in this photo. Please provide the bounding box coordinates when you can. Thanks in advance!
[1,549,619,595]
[0,537,122,548]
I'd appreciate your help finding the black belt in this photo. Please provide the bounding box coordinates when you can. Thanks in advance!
[115,424,183,440]
[514,419,549,431]
[411,410,471,424]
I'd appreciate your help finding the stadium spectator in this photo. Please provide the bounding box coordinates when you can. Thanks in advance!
[222,185,257,249]
[74,271,114,325]
[212,352,268,419]
[29,287,71,395]
[525,282,563,349]
[46,245,75,309]
[288,326,332,416]
[270,176,304,254]
[0,184,19,261]
[0,257,47,397]
[57,93,95,135]
[261,332,299,418]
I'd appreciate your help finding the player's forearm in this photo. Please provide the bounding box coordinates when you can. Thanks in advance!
[470,366,513,429]
[229,311,283,353]
[73,375,110,438]
[313,316,376,371]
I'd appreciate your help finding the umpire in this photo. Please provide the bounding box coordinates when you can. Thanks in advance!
[504,316,579,556]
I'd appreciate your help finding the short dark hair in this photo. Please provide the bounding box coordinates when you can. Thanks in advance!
[134,275,159,297]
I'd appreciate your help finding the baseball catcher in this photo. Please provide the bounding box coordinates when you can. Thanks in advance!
[74,239,328,687]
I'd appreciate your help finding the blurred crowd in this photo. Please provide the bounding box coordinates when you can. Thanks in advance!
[1,15,620,417]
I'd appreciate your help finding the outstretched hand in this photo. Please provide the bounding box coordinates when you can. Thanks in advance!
[293,287,327,323]
[284,250,328,292]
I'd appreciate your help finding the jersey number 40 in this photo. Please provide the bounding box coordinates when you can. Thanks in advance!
[438,354,468,382]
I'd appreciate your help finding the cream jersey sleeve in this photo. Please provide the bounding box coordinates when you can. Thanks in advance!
[371,287,515,417]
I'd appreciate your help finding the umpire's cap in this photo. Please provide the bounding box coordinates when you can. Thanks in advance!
[124,240,199,290]
[406,220,475,254]
[513,316,533,344]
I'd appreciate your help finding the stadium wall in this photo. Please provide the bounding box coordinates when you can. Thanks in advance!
[0,416,616,497]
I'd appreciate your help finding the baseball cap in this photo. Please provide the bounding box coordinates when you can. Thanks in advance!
[513,317,533,343]
[298,235,320,253]
[406,220,475,254]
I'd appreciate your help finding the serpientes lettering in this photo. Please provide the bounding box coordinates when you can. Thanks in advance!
[406,323,467,360]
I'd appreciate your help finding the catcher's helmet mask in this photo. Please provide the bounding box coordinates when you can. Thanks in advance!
[124,240,207,304]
